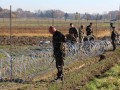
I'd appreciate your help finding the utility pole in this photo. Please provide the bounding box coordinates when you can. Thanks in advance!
[75,12,78,27]
[78,13,80,28]
[10,5,13,80]
[52,10,54,26]
[96,14,98,38]
[118,5,120,31]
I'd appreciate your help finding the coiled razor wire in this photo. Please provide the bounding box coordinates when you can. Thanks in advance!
[0,50,11,80]
[0,38,120,83]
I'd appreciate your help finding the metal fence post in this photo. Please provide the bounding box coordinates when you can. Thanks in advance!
[10,5,13,80]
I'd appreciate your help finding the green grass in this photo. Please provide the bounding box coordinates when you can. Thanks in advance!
[48,48,120,90]
[0,45,9,49]
[0,53,7,58]
[82,64,120,90]
[0,18,119,28]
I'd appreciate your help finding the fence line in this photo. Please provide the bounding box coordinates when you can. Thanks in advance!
[1,38,119,82]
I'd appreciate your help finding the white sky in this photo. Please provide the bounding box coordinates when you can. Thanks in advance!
[0,0,120,14]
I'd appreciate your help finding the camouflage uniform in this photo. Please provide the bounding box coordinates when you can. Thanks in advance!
[86,25,93,36]
[66,34,77,44]
[52,30,66,80]
[79,27,84,43]
[69,27,78,40]
[111,30,117,51]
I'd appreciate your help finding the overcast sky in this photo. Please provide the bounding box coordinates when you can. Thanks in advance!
[0,0,120,14]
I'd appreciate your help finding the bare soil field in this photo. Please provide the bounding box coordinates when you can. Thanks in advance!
[0,22,114,45]
[0,28,113,45]
[0,35,50,45]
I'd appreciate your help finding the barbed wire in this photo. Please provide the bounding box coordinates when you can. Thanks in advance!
[0,37,120,83]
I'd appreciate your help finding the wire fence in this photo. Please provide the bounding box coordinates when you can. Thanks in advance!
[1,38,119,83]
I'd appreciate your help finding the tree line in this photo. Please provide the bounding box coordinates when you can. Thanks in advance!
[0,7,120,20]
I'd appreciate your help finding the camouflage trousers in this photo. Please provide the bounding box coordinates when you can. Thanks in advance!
[112,40,116,51]
[54,54,64,78]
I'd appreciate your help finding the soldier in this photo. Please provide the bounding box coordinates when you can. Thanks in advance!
[86,22,93,36]
[111,26,118,51]
[49,26,66,81]
[68,23,78,43]
[110,22,114,30]
[79,25,84,43]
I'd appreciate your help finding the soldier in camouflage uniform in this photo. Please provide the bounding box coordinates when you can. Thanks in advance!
[79,25,84,43]
[111,26,118,51]
[68,23,78,43]
[49,26,66,81]
[86,22,93,36]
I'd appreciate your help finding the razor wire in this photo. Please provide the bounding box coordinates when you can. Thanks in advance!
[0,50,11,80]
[0,37,120,82]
